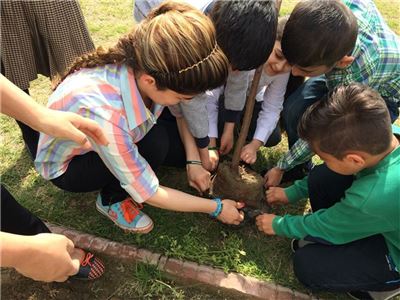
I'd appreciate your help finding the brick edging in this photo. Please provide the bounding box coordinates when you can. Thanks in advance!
[47,224,313,300]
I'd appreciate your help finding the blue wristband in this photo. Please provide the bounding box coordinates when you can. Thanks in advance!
[210,198,223,218]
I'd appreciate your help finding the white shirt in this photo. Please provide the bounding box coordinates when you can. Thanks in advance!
[207,70,290,144]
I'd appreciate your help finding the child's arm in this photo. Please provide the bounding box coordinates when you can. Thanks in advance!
[179,94,210,150]
[241,72,290,164]
[265,177,308,206]
[260,181,395,243]
[207,87,223,144]
[265,140,314,187]
[175,116,211,193]
[220,70,252,154]
[179,94,222,171]
[253,72,289,144]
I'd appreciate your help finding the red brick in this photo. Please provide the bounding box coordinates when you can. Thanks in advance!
[47,224,65,234]
[242,276,262,296]
[75,233,95,248]
[180,261,199,280]
[196,265,215,284]
[256,282,278,300]
[62,229,81,241]
[118,244,138,259]
[136,249,160,266]
[292,290,312,300]
[164,258,184,275]
[44,224,312,300]
[276,285,297,300]
[103,241,120,257]
[218,272,247,291]
[89,237,110,252]
[157,256,168,270]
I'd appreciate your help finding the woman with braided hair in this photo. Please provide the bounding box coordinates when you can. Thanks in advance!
[35,1,244,233]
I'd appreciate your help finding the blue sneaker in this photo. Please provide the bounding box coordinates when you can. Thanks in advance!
[96,195,153,233]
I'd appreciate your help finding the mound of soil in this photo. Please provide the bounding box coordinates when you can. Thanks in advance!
[211,161,264,208]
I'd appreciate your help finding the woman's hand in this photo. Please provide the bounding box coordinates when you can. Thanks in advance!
[217,200,245,225]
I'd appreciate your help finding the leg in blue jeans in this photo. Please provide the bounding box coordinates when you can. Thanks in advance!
[282,76,329,147]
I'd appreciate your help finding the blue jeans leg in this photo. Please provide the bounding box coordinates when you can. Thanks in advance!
[282,76,329,147]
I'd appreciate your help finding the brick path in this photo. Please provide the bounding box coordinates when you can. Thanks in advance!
[48,224,313,300]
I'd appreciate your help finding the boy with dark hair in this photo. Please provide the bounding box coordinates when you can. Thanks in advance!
[256,83,400,299]
[209,0,276,71]
[265,0,400,187]
[134,0,278,191]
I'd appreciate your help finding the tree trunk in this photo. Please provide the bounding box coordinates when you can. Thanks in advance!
[231,65,264,171]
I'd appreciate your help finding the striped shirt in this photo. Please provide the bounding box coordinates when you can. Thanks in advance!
[35,64,162,203]
[277,0,400,171]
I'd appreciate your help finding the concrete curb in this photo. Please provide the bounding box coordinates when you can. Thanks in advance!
[48,224,312,300]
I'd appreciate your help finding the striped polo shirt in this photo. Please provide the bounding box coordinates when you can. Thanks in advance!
[35,64,162,203]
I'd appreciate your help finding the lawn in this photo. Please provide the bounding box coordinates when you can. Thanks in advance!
[1,0,399,298]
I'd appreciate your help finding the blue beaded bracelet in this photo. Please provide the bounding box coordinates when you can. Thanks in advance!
[210,198,223,218]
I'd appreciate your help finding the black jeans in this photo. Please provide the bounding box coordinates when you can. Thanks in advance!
[16,120,40,159]
[51,108,186,205]
[293,164,400,292]
[1,185,50,235]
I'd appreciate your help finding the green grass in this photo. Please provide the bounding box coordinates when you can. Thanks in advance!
[1,1,399,299]
[2,257,245,300]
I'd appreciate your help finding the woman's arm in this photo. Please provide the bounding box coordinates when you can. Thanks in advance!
[146,185,244,225]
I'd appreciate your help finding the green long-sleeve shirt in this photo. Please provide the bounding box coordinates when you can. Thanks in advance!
[273,127,400,270]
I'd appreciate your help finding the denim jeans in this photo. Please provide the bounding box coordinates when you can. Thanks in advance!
[282,76,328,148]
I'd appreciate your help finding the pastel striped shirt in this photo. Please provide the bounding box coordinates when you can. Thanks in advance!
[35,64,163,203]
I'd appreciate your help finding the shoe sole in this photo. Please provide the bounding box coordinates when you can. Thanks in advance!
[95,202,154,234]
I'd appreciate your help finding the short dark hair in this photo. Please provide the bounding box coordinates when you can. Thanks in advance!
[298,83,392,159]
[209,0,278,71]
[281,0,358,67]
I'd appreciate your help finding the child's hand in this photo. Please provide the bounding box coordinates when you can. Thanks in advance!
[217,200,245,225]
[240,140,262,164]
[208,148,220,171]
[220,123,235,155]
[198,148,214,171]
[264,167,284,188]
[266,187,289,206]
[256,214,277,235]
[186,164,211,194]
[220,131,234,155]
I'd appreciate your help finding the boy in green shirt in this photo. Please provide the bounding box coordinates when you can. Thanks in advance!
[256,83,400,299]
